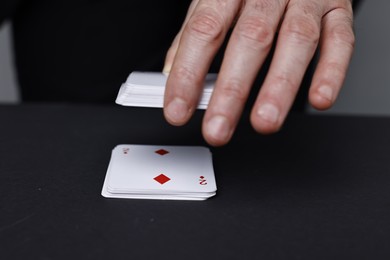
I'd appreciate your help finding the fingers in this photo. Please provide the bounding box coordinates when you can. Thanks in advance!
[163,1,241,126]
[164,0,355,147]
[202,0,286,146]
[250,1,324,134]
[309,6,355,110]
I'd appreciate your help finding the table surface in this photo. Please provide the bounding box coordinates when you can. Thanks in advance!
[1,103,390,259]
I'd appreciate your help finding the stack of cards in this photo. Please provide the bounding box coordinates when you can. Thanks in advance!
[115,71,217,109]
[101,144,217,201]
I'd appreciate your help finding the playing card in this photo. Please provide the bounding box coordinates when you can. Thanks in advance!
[115,71,217,109]
[101,144,217,200]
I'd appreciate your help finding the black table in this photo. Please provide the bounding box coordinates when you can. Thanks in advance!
[1,103,389,259]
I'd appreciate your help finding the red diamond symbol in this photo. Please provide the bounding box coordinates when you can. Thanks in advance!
[154,174,171,184]
[155,149,169,156]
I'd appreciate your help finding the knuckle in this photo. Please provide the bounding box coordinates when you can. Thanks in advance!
[273,74,297,95]
[283,18,320,46]
[173,66,197,84]
[330,23,355,49]
[187,10,224,43]
[320,61,345,85]
[220,80,247,102]
[236,16,274,48]
[326,61,344,75]
[251,0,278,11]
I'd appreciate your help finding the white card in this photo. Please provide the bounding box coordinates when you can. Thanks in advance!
[101,144,217,200]
[115,71,217,109]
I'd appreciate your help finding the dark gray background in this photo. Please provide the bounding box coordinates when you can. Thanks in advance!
[1,1,388,115]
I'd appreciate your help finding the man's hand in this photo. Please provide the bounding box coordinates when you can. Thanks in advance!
[163,0,355,146]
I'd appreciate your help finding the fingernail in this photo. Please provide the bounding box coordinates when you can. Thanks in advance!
[162,64,172,75]
[257,103,279,124]
[205,115,231,142]
[165,97,189,124]
[318,85,333,102]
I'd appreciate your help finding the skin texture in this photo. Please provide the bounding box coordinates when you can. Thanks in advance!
[163,0,355,146]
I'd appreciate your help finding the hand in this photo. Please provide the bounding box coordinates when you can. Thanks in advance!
[163,0,355,146]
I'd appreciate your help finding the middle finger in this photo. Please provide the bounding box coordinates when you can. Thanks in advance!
[203,0,286,146]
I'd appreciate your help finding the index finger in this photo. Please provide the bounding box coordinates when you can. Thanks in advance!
[163,0,240,126]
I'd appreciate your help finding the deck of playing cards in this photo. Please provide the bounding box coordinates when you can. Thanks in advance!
[115,71,217,109]
[101,144,217,201]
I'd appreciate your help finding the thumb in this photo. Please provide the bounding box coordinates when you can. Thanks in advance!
[163,33,181,75]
